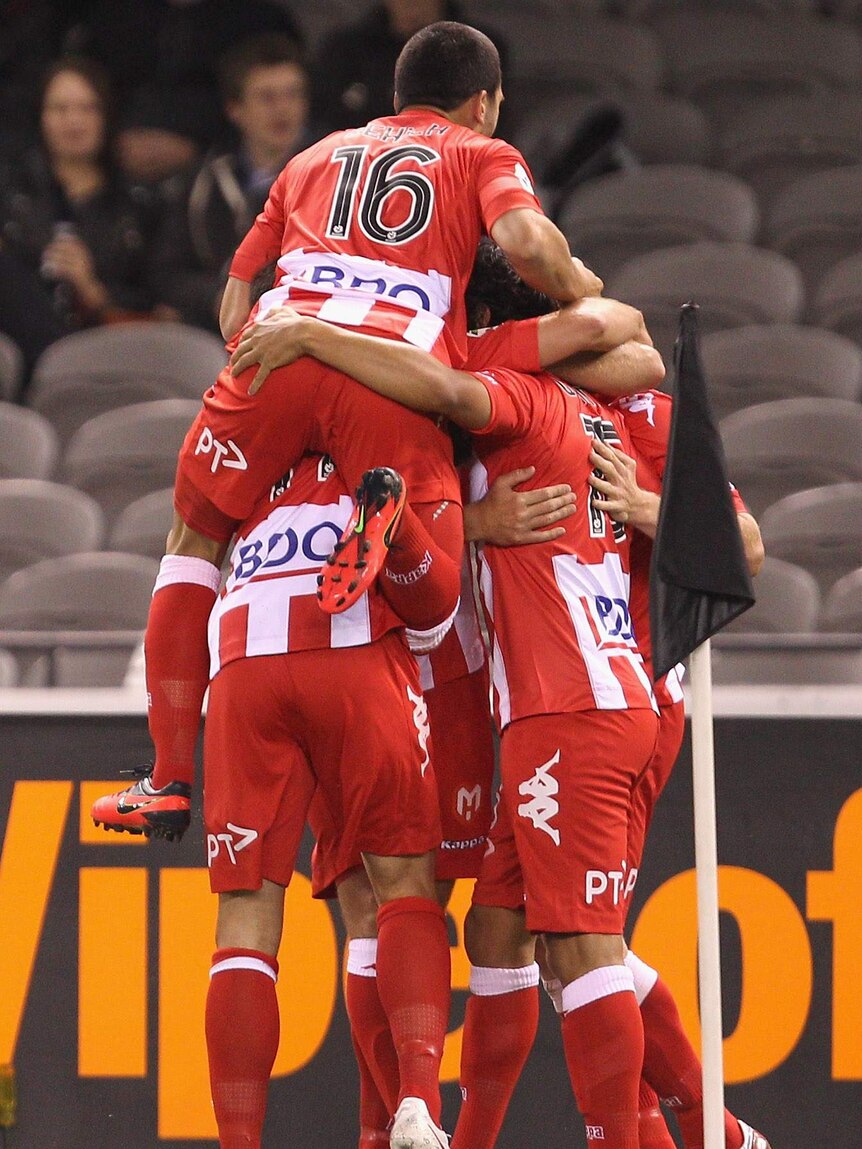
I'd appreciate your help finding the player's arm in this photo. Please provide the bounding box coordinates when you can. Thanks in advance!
[220,276,253,341]
[553,340,666,399]
[490,208,600,303]
[537,298,654,365]
[232,309,494,429]
[588,439,765,575]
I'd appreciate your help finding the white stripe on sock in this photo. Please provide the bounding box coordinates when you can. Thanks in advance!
[469,963,540,996]
[154,554,221,595]
[209,956,277,982]
[347,937,378,978]
[560,965,635,1014]
[625,950,659,1005]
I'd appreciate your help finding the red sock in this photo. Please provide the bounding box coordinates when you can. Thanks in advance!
[382,500,463,633]
[345,939,400,1124]
[206,948,279,1149]
[633,962,743,1149]
[146,556,220,789]
[375,896,451,1124]
[560,966,644,1149]
[451,964,540,1149]
[638,1079,676,1149]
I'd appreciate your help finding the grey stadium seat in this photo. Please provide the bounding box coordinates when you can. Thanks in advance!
[607,242,804,364]
[719,95,862,211]
[0,403,60,480]
[719,398,862,517]
[725,556,820,633]
[813,253,862,347]
[62,399,200,526]
[0,479,104,582]
[108,488,174,561]
[30,323,226,442]
[0,648,19,687]
[699,325,862,420]
[0,552,158,687]
[558,165,758,281]
[654,11,862,129]
[760,483,862,592]
[822,568,862,632]
[0,332,24,402]
[766,165,862,295]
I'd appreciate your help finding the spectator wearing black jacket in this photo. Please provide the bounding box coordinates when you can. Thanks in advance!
[151,35,318,333]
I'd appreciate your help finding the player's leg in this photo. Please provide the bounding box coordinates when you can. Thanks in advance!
[506,708,659,1149]
[202,654,316,1149]
[91,509,229,836]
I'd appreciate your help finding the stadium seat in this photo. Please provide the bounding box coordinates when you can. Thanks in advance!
[759,483,862,592]
[0,332,24,402]
[30,323,226,442]
[718,95,862,211]
[108,488,175,561]
[699,325,862,419]
[0,403,60,480]
[0,648,19,687]
[813,252,862,347]
[607,242,804,364]
[766,165,862,295]
[0,479,104,582]
[557,165,758,281]
[0,552,158,687]
[719,398,862,517]
[725,556,820,633]
[821,567,862,632]
[62,399,200,526]
[653,11,861,129]
[622,0,816,17]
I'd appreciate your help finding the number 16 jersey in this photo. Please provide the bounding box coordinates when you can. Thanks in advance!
[229,109,542,367]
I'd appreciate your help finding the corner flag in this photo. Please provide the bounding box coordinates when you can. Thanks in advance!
[649,303,755,679]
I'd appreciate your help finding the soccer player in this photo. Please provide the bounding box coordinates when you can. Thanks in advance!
[91,19,598,841]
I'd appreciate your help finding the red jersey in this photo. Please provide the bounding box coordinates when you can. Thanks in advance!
[229,110,541,366]
[469,368,657,729]
[208,454,400,676]
[613,390,748,707]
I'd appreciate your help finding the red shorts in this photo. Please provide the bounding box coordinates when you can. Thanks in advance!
[203,631,441,893]
[174,359,461,542]
[626,700,685,891]
[472,708,659,934]
[310,664,495,895]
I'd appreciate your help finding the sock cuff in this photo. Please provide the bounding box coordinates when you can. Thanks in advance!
[469,962,540,996]
[154,554,221,595]
[542,976,565,1014]
[625,950,659,1005]
[406,598,459,652]
[561,965,635,1014]
[210,947,278,982]
[347,937,379,977]
[377,896,445,928]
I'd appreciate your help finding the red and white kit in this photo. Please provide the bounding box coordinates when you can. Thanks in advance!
[468,367,659,934]
[176,112,542,534]
[204,454,441,894]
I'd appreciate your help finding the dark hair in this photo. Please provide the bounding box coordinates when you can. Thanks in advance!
[465,239,556,329]
[40,55,116,164]
[394,22,501,113]
[219,33,306,105]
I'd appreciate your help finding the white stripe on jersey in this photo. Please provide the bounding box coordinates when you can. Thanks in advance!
[478,549,512,729]
[663,663,685,704]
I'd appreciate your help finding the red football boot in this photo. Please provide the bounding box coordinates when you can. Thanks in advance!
[91,766,191,841]
[318,467,406,615]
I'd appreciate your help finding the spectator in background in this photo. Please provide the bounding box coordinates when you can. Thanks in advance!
[0,56,161,379]
[312,0,510,133]
[151,35,318,333]
[75,0,304,184]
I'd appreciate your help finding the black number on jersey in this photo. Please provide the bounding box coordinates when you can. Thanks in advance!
[325,144,440,244]
[581,414,627,543]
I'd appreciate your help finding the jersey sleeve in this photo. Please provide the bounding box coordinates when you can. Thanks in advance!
[229,164,291,281]
[616,390,673,479]
[471,367,538,439]
[476,140,543,233]
[464,318,541,373]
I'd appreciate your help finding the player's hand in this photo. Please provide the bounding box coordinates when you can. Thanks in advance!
[574,257,603,298]
[467,466,576,546]
[588,439,642,523]
[229,305,308,394]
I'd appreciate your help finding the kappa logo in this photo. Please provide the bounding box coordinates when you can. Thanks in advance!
[317,454,335,482]
[456,784,482,822]
[514,161,535,195]
[206,823,259,866]
[616,391,656,427]
[195,426,248,474]
[517,749,561,845]
[407,685,431,777]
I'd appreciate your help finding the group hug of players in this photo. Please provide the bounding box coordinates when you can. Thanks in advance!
[89,20,770,1149]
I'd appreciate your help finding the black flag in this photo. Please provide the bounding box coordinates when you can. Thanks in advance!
[649,303,755,680]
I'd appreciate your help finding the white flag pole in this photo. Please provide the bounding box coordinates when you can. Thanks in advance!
[688,637,725,1149]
